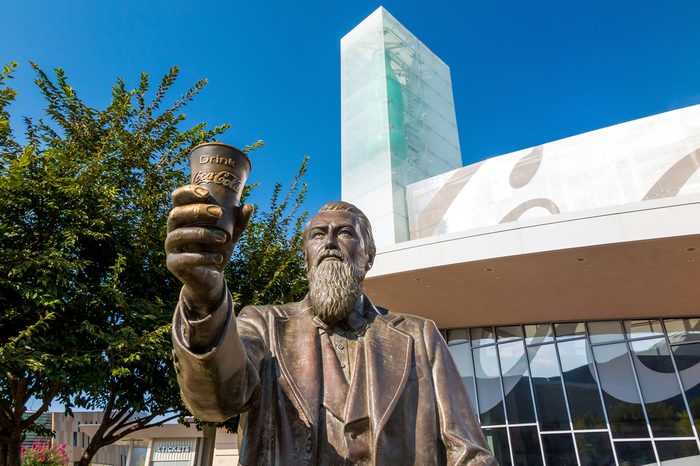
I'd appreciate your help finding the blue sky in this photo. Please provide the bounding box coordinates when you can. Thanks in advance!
[4,0,700,216]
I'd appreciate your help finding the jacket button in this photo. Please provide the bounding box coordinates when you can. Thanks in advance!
[305,437,312,452]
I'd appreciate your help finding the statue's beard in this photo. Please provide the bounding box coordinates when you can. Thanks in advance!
[307,251,366,325]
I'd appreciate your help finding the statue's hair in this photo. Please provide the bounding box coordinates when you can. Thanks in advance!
[308,201,376,270]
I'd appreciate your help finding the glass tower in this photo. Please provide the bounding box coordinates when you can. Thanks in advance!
[340,7,462,246]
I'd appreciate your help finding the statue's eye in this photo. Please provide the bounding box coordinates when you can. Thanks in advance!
[312,231,325,239]
[339,229,354,238]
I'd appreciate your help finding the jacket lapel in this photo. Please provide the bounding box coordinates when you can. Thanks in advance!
[361,300,414,436]
[272,299,321,429]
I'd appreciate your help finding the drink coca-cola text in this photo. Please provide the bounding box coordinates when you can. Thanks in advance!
[191,170,242,193]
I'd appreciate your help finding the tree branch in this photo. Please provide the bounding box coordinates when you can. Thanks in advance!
[104,412,178,445]
[21,382,62,428]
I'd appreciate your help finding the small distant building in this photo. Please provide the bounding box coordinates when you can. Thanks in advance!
[22,412,129,466]
[23,412,240,466]
[78,422,239,466]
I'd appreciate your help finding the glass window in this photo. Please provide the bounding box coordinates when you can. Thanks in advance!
[541,433,576,466]
[471,327,495,346]
[665,318,700,344]
[448,341,478,413]
[555,322,585,340]
[624,319,663,340]
[73,432,77,447]
[655,440,700,464]
[558,339,606,429]
[130,442,148,466]
[630,338,693,437]
[509,426,543,466]
[499,340,536,424]
[575,432,614,466]
[483,427,511,466]
[592,343,649,438]
[614,441,657,465]
[525,324,554,345]
[588,321,624,345]
[446,328,469,345]
[527,344,570,430]
[473,345,506,425]
[671,342,700,432]
[497,325,522,342]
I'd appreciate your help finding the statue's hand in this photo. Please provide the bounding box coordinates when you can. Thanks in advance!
[165,185,253,316]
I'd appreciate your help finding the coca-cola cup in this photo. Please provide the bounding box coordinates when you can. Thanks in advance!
[189,142,251,242]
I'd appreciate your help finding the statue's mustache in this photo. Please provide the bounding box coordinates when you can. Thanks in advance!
[316,249,344,266]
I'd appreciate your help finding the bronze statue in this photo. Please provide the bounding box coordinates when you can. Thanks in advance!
[166,185,496,465]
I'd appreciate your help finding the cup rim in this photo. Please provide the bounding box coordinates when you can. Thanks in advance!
[189,142,251,172]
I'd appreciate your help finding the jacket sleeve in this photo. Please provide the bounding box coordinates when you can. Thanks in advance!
[171,285,268,422]
[425,320,497,466]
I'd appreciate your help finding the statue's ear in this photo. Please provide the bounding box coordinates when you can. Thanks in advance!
[365,255,374,272]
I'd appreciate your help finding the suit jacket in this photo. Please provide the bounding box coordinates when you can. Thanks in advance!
[172,292,496,466]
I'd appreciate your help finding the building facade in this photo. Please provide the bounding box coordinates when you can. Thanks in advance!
[71,422,239,466]
[22,412,129,466]
[22,413,239,466]
[343,7,700,466]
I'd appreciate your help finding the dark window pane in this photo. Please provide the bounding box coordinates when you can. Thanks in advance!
[499,341,535,423]
[558,339,606,429]
[575,432,614,466]
[528,344,569,430]
[592,343,648,438]
[555,322,585,340]
[630,338,693,437]
[614,441,656,466]
[525,324,554,345]
[448,342,478,413]
[483,427,511,466]
[471,327,495,346]
[671,342,700,432]
[474,346,505,425]
[655,440,700,464]
[447,328,469,344]
[624,319,663,340]
[497,325,523,342]
[665,318,700,344]
[588,321,624,345]
[541,433,576,466]
[509,426,543,466]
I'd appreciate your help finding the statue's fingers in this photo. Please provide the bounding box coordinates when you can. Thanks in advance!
[231,203,255,243]
[172,185,210,207]
[167,204,222,232]
[165,227,228,253]
[166,252,226,272]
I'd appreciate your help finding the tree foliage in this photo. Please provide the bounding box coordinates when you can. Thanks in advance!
[228,156,309,309]
[0,63,309,466]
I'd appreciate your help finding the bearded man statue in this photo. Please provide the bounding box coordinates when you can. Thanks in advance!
[166,186,495,466]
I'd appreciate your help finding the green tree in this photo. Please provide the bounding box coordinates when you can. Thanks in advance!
[0,63,309,466]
